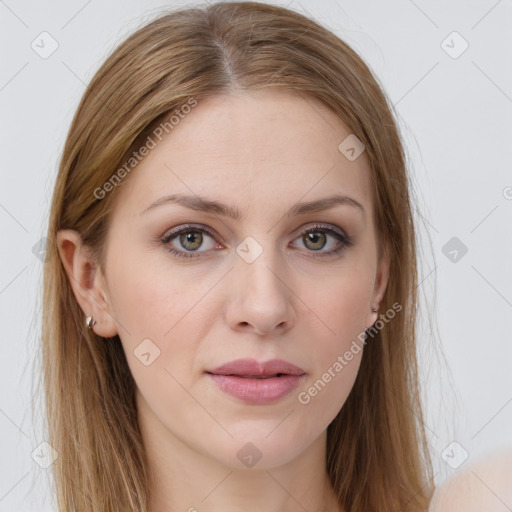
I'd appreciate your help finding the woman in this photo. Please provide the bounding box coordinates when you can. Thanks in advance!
[41,2,437,511]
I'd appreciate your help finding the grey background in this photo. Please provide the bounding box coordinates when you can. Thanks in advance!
[0,0,511,510]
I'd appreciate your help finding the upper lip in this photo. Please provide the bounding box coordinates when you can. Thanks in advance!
[206,358,306,377]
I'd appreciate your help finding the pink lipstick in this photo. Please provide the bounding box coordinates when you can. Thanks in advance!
[206,358,306,404]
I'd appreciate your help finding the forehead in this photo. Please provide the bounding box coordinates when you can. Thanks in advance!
[112,89,373,220]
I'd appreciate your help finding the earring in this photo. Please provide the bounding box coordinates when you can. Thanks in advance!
[371,307,378,313]
[86,316,97,330]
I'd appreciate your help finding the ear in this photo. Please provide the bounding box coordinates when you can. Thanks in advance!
[56,229,118,337]
[366,242,391,329]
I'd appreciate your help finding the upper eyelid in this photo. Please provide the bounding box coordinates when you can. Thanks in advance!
[162,222,346,241]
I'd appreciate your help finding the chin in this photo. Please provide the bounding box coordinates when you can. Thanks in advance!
[205,428,313,471]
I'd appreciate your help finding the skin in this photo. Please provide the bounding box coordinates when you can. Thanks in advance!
[57,88,391,512]
[429,449,512,512]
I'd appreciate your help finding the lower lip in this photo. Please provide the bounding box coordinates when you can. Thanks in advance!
[207,373,305,404]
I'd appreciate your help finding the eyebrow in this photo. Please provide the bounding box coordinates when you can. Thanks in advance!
[141,193,366,220]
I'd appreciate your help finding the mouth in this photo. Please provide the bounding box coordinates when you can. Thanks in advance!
[205,358,306,404]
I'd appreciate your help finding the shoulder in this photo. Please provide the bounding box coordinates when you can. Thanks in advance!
[428,448,512,512]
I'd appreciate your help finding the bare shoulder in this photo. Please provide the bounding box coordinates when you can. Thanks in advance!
[429,448,512,512]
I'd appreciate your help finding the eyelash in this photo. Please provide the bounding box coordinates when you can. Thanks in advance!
[159,223,353,260]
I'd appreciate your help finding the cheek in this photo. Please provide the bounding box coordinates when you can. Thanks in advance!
[303,265,374,342]
[289,268,373,438]
[106,246,209,343]
[105,246,227,387]
[293,332,363,445]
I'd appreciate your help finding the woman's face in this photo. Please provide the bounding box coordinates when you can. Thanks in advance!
[93,89,389,469]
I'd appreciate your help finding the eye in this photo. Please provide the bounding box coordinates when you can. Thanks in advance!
[291,223,353,259]
[160,224,220,259]
[159,223,353,260]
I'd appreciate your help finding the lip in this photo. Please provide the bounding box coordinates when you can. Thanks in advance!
[206,358,306,404]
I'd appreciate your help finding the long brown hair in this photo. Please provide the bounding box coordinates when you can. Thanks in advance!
[39,2,435,510]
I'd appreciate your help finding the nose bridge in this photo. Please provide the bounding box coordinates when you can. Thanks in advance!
[235,232,286,296]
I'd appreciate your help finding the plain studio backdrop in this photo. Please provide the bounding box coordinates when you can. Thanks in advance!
[0,0,511,510]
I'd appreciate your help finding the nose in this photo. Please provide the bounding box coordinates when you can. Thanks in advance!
[225,244,296,337]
